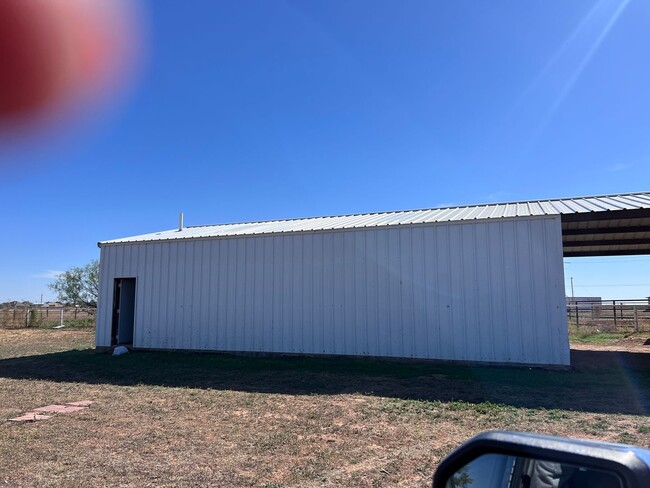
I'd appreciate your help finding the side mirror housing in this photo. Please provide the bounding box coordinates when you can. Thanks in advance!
[433,431,650,487]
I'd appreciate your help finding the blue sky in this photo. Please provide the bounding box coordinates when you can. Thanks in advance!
[2,0,650,302]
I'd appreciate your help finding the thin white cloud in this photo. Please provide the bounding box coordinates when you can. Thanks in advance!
[605,162,632,172]
[485,191,508,202]
[32,270,64,279]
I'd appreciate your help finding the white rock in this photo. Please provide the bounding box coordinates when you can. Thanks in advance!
[112,345,130,356]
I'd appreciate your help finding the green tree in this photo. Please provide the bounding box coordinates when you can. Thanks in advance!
[49,259,99,307]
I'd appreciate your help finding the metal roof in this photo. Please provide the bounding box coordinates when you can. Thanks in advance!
[100,192,650,251]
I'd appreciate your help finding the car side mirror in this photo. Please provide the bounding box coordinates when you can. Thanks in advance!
[433,431,650,488]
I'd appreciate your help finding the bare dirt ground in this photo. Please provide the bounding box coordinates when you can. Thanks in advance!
[571,334,650,353]
[1,329,649,487]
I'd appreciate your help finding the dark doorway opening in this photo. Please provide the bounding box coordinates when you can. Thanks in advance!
[111,278,136,346]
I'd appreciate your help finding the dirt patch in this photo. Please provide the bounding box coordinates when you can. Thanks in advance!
[571,334,650,353]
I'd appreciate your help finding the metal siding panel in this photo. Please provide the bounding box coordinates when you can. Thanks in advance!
[312,234,324,353]
[96,246,111,347]
[461,224,480,361]
[196,241,208,348]
[399,228,415,357]
[179,241,190,348]
[272,235,284,352]
[343,232,355,354]
[332,233,344,354]
[422,226,439,359]
[410,227,427,358]
[280,235,291,352]
[302,234,314,352]
[365,230,379,356]
[530,219,551,362]
[222,240,233,350]
[435,225,452,360]
[516,221,537,362]
[141,243,153,348]
[262,236,273,352]
[164,242,176,348]
[158,243,169,348]
[375,229,391,357]
[199,240,211,350]
[488,223,506,361]
[193,241,205,350]
[354,231,368,355]
[474,223,492,361]
[146,244,156,348]
[244,238,255,351]
[215,239,226,349]
[251,237,261,352]
[500,221,519,362]
[322,233,334,353]
[387,229,402,357]
[448,225,464,360]
[292,235,303,353]
[186,241,197,349]
[134,244,146,348]
[165,242,177,348]
[234,238,246,351]
[208,239,221,350]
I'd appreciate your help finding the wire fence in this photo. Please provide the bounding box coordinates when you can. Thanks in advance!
[0,306,96,328]
[2,301,648,332]
[566,299,650,333]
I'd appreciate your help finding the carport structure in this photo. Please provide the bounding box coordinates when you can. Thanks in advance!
[558,193,650,257]
[96,191,650,367]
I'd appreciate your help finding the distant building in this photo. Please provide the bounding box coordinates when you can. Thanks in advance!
[566,297,601,311]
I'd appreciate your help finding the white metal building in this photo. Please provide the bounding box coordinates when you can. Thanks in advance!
[96,191,650,366]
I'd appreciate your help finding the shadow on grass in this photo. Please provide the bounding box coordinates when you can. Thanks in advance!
[0,348,648,415]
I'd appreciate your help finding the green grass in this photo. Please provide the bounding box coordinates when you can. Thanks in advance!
[569,329,628,344]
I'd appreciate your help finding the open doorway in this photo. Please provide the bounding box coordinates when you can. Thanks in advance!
[111,278,136,345]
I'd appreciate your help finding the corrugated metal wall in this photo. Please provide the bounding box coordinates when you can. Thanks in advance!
[97,216,569,365]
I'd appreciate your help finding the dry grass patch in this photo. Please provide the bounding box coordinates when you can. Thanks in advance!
[1,329,649,487]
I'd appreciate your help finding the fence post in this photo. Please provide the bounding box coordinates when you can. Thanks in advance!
[60,309,64,327]
[613,301,617,329]
[575,304,579,328]
[634,307,639,333]
[24,308,29,327]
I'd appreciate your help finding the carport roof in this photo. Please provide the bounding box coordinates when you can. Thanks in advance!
[100,191,650,257]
